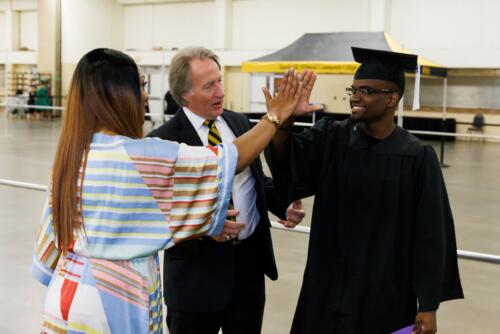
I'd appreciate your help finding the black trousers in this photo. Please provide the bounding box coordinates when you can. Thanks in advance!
[166,240,266,334]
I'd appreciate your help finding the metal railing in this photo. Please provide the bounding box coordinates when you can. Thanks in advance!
[1,178,499,266]
[248,118,500,141]
[2,102,499,142]
[248,117,500,167]
[0,103,65,111]
[1,103,173,123]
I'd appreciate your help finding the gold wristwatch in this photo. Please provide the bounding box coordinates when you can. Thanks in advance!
[261,112,281,129]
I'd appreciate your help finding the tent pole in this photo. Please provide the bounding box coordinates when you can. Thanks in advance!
[248,73,253,112]
[240,72,245,112]
[442,77,448,121]
[440,77,449,168]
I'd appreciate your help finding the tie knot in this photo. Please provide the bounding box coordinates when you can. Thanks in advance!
[203,120,215,129]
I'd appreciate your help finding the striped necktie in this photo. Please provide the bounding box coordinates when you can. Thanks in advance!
[203,119,236,222]
[203,120,222,146]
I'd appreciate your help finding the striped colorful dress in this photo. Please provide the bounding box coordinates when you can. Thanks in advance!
[31,133,237,334]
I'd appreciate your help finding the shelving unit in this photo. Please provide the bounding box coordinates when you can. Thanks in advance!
[6,71,50,96]
[0,64,5,104]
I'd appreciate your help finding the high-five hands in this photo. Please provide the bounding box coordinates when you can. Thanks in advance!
[262,69,303,123]
[294,69,323,116]
[211,209,245,242]
[279,200,305,228]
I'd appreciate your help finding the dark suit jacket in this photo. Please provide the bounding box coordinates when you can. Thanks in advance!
[147,108,286,312]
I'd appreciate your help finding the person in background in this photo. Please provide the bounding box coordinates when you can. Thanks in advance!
[6,89,27,118]
[269,47,463,334]
[147,46,307,334]
[27,85,36,120]
[35,80,51,120]
[32,48,303,334]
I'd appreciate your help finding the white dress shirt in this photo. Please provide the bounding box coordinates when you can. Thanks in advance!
[183,107,260,240]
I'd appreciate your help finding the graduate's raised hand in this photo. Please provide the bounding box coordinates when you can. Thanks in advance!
[412,311,437,334]
[293,69,323,116]
[262,68,302,123]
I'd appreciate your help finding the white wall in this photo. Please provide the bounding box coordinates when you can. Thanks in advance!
[0,0,37,11]
[404,77,500,110]
[0,64,4,89]
[123,1,217,50]
[122,0,374,52]
[61,0,123,64]
[19,10,36,50]
[0,0,36,51]
[0,12,5,50]
[446,78,494,109]
[390,0,500,68]
[119,0,500,114]
[2,0,500,67]
[232,0,372,50]
[61,0,123,95]
[11,0,36,10]
[120,0,500,68]
[123,5,153,50]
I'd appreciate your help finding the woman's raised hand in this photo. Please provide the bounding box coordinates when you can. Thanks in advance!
[232,69,304,173]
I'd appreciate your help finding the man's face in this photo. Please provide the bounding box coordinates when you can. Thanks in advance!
[183,58,224,120]
[349,79,399,123]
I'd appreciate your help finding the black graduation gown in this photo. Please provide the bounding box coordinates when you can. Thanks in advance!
[271,117,463,334]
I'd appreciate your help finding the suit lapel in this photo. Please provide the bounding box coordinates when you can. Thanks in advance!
[222,110,244,137]
[176,109,204,146]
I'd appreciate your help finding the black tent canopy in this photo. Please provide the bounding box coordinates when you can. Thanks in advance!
[242,32,446,77]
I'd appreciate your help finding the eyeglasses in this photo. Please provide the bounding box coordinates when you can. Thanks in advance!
[346,87,396,97]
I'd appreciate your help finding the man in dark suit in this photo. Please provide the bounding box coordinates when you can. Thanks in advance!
[147,46,305,334]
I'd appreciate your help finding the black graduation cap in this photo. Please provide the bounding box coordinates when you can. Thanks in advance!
[351,47,418,94]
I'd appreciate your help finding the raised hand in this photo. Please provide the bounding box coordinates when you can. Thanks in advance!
[293,69,323,116]
[211,209,245,242]
[262,69,303,124]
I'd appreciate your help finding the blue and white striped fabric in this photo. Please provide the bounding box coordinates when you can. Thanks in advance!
[32,133,238,333]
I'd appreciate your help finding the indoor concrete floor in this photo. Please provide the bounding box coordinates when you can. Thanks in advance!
[0,114,499,333]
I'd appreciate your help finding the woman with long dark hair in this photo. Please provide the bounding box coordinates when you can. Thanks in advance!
[31,48,304,333]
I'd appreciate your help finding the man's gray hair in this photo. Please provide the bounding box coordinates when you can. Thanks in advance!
[168,46,221,106]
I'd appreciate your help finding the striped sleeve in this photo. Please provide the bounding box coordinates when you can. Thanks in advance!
[169,142,237,244]
[31,195,61,286]
[73,136,238,260]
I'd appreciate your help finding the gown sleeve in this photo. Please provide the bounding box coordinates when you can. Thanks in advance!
[412,145,464,311]
[270,117,332,201]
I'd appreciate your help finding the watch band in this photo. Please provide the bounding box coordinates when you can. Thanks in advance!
[261,112,281,129]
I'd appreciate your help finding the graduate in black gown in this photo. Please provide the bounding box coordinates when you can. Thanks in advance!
[269,48,464,334]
